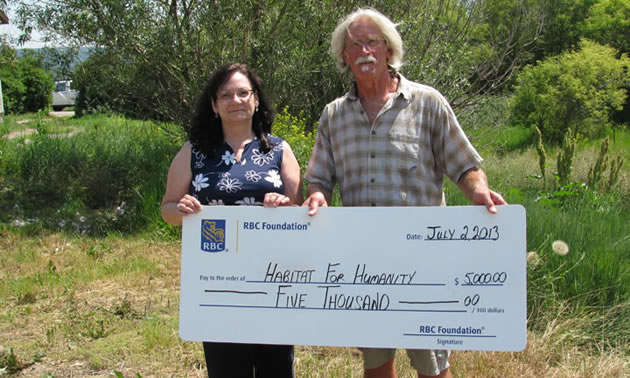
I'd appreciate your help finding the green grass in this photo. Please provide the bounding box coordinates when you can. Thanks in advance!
[0,111,628,376]
[457,96,536,153]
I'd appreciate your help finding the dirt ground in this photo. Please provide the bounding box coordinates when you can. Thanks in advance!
[4,112,79,140]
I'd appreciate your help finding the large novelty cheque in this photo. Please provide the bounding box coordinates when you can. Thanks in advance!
[179,205,527,351]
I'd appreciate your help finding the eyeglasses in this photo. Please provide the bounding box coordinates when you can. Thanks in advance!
[347,38,385,51]
[218,88,254,102]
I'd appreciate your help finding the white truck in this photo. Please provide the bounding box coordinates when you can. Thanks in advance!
[52,80,78,111]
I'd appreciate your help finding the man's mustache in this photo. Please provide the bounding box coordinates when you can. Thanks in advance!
[354,56,377,65]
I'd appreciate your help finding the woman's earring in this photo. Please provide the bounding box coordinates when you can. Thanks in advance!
[255,106,259,113]
[214,113,218,118]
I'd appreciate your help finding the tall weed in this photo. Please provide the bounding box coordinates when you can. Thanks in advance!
[445,125,630,350]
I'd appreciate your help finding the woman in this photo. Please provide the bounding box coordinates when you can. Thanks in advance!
[161,63,301,377]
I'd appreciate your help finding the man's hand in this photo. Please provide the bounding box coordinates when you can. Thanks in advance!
[457,168,507,214]
[470,188,506,214]
[302,191,328,216]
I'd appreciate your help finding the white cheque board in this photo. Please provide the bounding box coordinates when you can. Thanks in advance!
[180,205,527,351]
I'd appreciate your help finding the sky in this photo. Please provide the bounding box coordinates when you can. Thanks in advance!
[0,3,48,49]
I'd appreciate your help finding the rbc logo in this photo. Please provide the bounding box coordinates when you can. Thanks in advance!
[201,219,226,252]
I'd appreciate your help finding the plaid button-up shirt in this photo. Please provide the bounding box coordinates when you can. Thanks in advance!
[305,75,483,207]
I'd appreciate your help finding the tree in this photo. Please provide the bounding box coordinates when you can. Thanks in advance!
[1,0,9,121]
[15,0,544,126]
[465,0,545,99]
[581,0,630,54]
[0,44,54,114]
[0,0,8,24]
[72,50,127,116]
[510,39,630,143]
[35,47,84,81]
[532,0,600,60]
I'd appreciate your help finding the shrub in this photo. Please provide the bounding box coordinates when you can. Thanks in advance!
[510,39,630,144]
[271,106,316,173]
[1,115,182,235]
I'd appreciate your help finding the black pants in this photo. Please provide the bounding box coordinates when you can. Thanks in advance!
[203,342,294,378]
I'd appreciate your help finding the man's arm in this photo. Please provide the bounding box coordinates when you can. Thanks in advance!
[303,183,333,216]
[457,167,507,214]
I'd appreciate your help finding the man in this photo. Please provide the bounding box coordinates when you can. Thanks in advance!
[302,8,507,378]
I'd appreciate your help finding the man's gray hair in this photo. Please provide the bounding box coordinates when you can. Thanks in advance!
[330,8,403,74]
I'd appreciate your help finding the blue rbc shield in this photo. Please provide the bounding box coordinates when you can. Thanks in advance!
[200,219,226,252]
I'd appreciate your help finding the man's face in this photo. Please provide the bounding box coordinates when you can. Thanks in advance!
[342,17,392,80]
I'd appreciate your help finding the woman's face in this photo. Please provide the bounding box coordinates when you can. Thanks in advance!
[212,71,259,126]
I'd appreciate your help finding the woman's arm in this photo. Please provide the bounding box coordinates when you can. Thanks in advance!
[161,142,203,226]
[264,141,303,207]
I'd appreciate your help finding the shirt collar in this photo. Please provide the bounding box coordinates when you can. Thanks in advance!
[347,74,411,102]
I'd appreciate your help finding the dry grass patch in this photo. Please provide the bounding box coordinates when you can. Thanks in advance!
[450,331,627,377]
[1,232,627,377]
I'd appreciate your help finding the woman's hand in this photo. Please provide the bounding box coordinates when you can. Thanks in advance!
[263,192,291,208]
[177,194,203,214]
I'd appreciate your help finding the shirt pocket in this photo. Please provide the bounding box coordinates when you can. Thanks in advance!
[389,132,421,162]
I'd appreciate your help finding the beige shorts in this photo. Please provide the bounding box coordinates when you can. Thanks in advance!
[360,348,450,376]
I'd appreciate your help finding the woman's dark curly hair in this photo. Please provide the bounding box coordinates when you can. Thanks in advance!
[189,63,275,157]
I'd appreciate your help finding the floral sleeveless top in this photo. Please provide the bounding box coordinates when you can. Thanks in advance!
[189,136,285,206]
